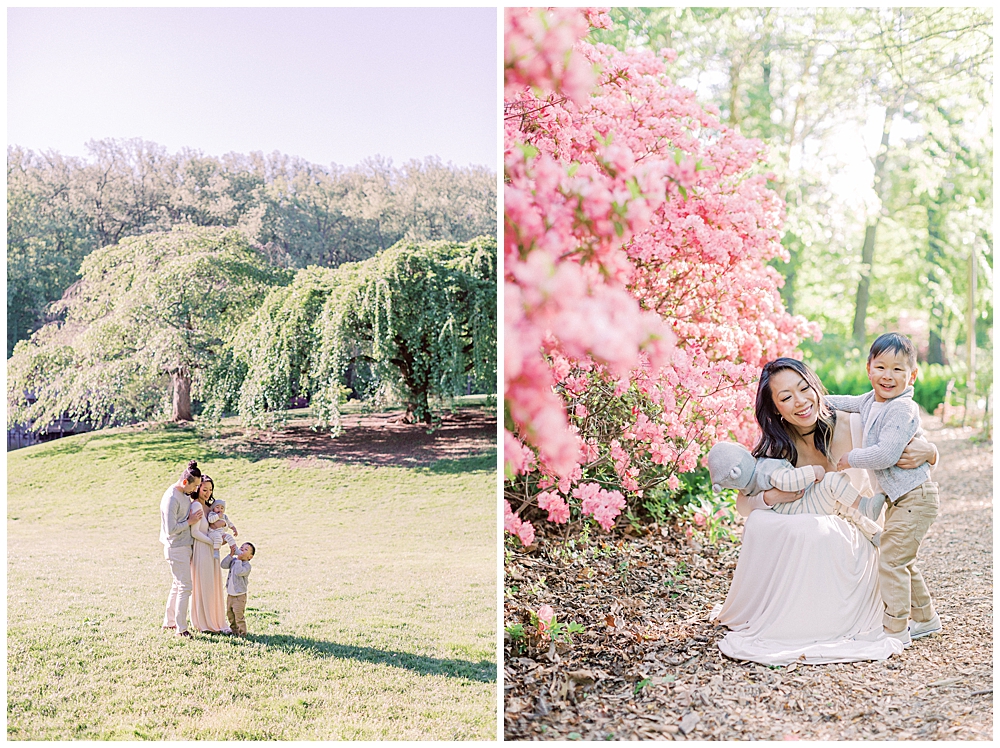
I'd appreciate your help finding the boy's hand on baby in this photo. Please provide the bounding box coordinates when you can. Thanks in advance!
[812,465,825,482]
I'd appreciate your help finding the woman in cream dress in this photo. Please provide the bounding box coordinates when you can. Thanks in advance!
[713,358,937,665]
[188,476,229,633]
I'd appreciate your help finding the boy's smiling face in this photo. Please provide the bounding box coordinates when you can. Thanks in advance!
[237,544,254,561]
[867,350,918,402]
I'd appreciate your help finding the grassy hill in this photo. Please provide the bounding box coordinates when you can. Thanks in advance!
[7,418,496,740]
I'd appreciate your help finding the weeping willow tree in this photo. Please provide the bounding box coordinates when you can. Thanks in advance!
[7,226,289,429]
[211,235,496,430]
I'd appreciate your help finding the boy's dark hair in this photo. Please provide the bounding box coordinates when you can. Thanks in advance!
[244,542,256,557]
[868,332,917,368]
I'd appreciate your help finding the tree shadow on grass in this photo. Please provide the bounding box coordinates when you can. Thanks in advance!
[227,632,496,683]
[20,424,226,466]
[16,412,497,472]
[210,408,497,467]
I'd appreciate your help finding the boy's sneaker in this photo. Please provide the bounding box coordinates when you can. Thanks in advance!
[908,614,942,640]
[885,627,911,648]
[857,493,887,522]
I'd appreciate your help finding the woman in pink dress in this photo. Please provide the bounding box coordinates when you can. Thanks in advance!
[188,475,229,633]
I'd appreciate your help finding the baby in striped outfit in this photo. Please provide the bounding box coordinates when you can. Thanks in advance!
[707,441,885,546]
[207,498,239,560]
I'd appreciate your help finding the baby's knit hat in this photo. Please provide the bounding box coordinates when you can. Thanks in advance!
[706,442,757,493]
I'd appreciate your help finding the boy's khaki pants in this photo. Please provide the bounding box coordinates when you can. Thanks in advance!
[227,593,248,636]
[879,482,939,633]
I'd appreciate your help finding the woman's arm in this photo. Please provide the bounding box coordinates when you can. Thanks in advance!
[188,504,213,545]
[896,435,939,470]
[736,487,804,517]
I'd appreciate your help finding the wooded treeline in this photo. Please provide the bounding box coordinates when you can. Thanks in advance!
[593,8,992,387]
[8,228,496,432]
[7,139,496,356]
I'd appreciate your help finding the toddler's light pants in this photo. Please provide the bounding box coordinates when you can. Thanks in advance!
[879,482,939,633]
[227,593,248,636]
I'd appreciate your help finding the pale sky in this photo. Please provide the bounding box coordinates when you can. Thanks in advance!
[7,7,497,168]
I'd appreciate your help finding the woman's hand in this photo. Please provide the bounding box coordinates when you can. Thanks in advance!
[897,436,938,469]
[762,487,804,506]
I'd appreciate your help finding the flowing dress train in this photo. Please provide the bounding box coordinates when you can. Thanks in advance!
[712,413,904,665]
[189,506,227,632]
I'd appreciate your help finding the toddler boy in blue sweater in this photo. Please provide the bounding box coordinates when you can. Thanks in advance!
[221,543,254,636]
[826,332,941,648]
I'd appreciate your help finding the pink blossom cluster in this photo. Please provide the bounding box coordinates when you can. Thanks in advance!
[572,482,626,530]
[504,499,535,547]
[504,9,819,546]
[536,604,556,637]
[503,7,610,105]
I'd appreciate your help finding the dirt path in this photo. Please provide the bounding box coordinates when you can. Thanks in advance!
[503,416,992,740]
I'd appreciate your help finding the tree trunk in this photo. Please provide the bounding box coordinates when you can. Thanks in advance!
[852,223,879,344]
[729,57,742,127]
[760,12,775,140]
[852,105,895,345]
[966,244,977,400]
[925,199,947,365]
[390,343,433,425]
[171,369,193,421]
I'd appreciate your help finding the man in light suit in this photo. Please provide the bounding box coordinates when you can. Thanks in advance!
[160,460,204,637]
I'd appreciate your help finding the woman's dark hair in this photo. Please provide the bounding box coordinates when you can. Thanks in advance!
[752,357,835,465]
[181,460,202,483]
[199,475,215,505]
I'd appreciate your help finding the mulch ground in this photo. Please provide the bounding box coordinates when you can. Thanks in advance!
[207,407,497,467]
[503,414,992,740]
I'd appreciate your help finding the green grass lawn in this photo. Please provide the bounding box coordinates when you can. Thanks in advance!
[7,420,497,740]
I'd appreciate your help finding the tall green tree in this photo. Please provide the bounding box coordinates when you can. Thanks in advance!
[215,236,497,430]
[8,227,290,429]
[7,147,94,355]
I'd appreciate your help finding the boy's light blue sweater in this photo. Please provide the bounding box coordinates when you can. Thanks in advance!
[825,386,932,501]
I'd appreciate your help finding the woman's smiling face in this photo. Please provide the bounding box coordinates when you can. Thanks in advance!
[770,368,819,431]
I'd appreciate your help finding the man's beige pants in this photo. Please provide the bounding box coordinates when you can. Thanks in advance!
[880,482,939,633]
[227,593,248,636]
[163,544,193,633]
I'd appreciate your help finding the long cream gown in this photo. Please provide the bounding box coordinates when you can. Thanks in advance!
[712,413,905,665]
[189,503,228,632]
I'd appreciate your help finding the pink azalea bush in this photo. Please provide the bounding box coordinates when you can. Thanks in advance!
[504,8,818,545]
